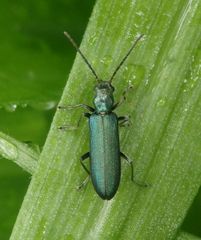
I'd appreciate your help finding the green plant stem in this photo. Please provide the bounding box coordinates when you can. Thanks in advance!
[1,144,199,240]
[1,146,199,240]
[10,0,201,239]
[0,131,38,175]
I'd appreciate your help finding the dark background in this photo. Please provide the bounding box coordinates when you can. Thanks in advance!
[0,1,95,239]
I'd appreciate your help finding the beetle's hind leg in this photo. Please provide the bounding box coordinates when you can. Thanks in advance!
[120,152,134,181]
[120,152,148,187]
[77,152,91,190]
[77,176,90,190]
[80,152,90,175]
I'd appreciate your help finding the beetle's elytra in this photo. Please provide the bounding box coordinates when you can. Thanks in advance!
[59,31,146,200]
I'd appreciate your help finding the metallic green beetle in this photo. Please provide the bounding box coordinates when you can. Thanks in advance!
[60,32,145,200]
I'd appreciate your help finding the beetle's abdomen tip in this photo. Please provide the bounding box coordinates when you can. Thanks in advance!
[96,189,117,200]
[103,195,115,201]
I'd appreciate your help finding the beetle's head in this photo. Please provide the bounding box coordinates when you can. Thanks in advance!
[93,81,115,114]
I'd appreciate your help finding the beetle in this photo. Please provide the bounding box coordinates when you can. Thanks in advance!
[59,31,146,200]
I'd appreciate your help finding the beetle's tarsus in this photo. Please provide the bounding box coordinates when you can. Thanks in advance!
[118,115,131,127]
[120,152,148,188]
[77,176,90,190]
[132,178,150,188]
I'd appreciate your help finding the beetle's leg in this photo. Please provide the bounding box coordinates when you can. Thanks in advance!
[80,152,90,175]
[118,115,131,127]
[58,103,94,113]
[58,112,91,131]
[58,113,83,131]
[120,152,134,181]
[77,175,90,190]
[120,152,148,187]
[84,112,91,118]
[77,152,91,190]
[112,84,133,110]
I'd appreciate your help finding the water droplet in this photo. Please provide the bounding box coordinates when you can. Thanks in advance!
[31,101,57,110]
[145,78,149,86]
[134,23,139,29]
[0,138,18,160]
[42,224,47,236]
[190,83,195,88]
[27,71,35,80]
[136,11,144,17]
[100,55,113,67]
[20,103,28,108]
[122,64,146,85]
[88,33,97,46]
[4,103,17,112]
[157,98,167,107]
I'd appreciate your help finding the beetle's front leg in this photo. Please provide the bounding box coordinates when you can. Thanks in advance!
[58,112,91,131]
[112,84,133,110]
[120,152,148,187]
[77,152,91,190]
[118,116,131,127]
[58,103,94,113]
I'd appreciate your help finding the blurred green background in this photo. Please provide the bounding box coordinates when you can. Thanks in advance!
[0,0,95,239]
[0,0,200,239]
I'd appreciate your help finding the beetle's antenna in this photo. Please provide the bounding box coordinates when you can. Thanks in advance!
[64,31,100,82]
[109,34,144,83]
